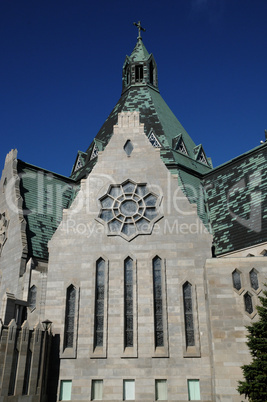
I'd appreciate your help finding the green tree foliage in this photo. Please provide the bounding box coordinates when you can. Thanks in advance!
[237,285,267,401]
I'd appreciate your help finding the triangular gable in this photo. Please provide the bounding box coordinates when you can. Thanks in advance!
[72,151,87,174]
[172,134,188,155]
[194,144,209,165]
[148,130,161,148]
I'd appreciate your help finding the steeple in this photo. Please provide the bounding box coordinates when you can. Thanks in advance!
[122,22,158,93]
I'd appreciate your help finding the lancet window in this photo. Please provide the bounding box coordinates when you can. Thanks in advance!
[94,259,105,348]
[153,256,164,347]
[183,282,195,347]
[64,285,76,349]
[124,257,134,348]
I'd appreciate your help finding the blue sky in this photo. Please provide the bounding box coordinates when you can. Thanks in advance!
[1,0,266,177]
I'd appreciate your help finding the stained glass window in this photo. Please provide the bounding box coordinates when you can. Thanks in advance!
[124,258,133,348]
[250,269,259,290]
[98,179,160,240]
[94,259,105,348]
[232,270,242,291]
[183,282,195,347]
[244,292,253,314]
[153,257,164,347]
[64,285,76,349]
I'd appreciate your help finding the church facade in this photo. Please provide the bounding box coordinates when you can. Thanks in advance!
[0,28,266,401]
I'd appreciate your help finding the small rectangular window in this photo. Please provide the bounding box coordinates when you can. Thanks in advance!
[155,379,167,400]
[123,379,135,400]
[59,380,72,401]
[188,379,200,401]
[91,380,103,400]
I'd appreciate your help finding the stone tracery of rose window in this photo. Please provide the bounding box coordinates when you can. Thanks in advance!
[97,179,162,241]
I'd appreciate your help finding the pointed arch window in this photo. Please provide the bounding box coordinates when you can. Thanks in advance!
[153,256,164,347]
[64,285,76,349]
[124,257,133,348]
[94,258,105,348]
[183,282,195,347]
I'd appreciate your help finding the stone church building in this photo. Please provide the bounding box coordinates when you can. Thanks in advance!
[0,26,266,401]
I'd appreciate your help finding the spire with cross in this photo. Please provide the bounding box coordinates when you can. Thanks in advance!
[133,21,146,40]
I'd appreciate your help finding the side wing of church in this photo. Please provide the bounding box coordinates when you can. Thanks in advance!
[0,28,266,402]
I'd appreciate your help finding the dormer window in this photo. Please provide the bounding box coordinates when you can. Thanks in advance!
[197,151,208,165]
[135,65,143,82]
[90,144,99,160]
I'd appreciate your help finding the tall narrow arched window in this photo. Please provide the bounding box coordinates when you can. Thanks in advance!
[124,257,133,348]
[94,258,105,348]
[183,282,195,347]
[64,285,76,349]
[153,256,164,347]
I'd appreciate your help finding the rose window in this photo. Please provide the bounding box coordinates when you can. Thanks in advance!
[97,179,162,240]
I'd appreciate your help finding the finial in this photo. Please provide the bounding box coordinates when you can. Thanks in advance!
[133,21,146,40]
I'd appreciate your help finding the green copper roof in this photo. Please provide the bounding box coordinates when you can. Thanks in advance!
[18,161,78,260]
[129,38,150,62]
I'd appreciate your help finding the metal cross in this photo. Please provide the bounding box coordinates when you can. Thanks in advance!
[133,21,146,40]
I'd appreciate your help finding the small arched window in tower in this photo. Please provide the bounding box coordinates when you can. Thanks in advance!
[232,269,242,291]
[28,285,37,311]
[249,269,259,291]
[64,285,76,349]
[183,282,195,347]
[244,292,253,314]
[94,258,105,348]
[149,61,154,85]
[153,256,164,347]
[124,257,133,348]
[135,65,143,82]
